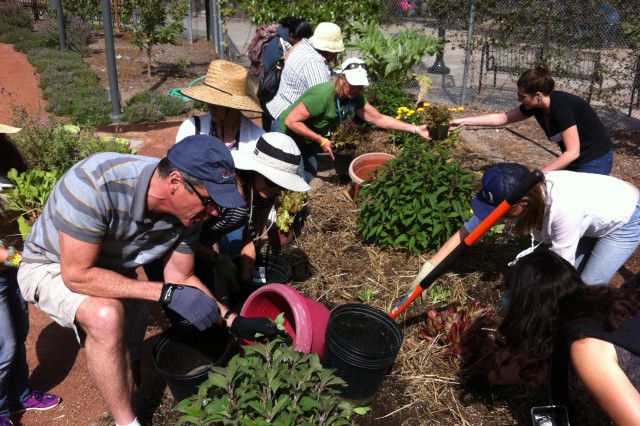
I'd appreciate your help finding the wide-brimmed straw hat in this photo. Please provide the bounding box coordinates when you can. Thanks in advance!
[231,133,310,193]
[309,22,345,53]
[180,60,262,113]
[0,124,21,134]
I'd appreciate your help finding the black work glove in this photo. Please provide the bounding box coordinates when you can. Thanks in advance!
[160,283,220,331]
[229,315,279,340]
[458,369,492,391]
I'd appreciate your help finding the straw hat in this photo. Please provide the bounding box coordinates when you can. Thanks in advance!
[309,22,345,53]
[232,133,310,193]
[0,124,21,134]
[180,60,262,113]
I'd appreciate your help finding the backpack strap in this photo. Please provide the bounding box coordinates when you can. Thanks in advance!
[192,116,200,135]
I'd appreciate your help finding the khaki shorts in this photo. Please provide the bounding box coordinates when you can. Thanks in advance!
[18,262,149,360]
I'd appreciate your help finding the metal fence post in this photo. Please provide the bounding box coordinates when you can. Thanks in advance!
[460,0,476,106]
[101,0,122,122]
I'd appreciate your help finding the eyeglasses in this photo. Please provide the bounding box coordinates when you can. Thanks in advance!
[184,179,214,207]
[343,62,367,71]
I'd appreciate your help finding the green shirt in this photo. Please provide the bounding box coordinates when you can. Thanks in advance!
[280,81,366,146]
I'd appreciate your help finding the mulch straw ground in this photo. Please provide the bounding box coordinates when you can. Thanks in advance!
[272,131,613,425]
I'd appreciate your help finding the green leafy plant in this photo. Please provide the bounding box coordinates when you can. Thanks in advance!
[428,284,452,305]
[38,15,93,57]
[419,300,494,356]
[175,336,369,425]
[0,1,33,29]
[120,0,188,78]
[10,109,133,172]
[357,286,376,303]
[330,120,365,153]
[122,90,190,123]
[275,190,306,233]
[345,21,443,88]
[365,78,415,118]
[356,139,476,254]
[3,168,63,226]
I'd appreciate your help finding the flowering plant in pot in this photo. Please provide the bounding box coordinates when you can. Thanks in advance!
[330,120,365,180]
[269,190,307,252]
[418,103,463,140]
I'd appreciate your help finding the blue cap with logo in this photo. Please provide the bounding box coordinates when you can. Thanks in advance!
[168,134,246,209]
[471,163,530,220]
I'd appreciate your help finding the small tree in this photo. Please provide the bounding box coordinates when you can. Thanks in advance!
[120,0,188,78]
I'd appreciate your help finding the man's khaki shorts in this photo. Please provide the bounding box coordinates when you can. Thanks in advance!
[18,262,149,360]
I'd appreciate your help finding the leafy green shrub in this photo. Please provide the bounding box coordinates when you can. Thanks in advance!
[238,0,380,38]
[10,108,133,172]
[3,168,63,226]
[175,337,368,425]
[356,139,476,254]
[0,0,34,29]
[122,90,190,123]
[38,16,93,56]
[346,21,444,87]
[365,78,415,118]
[0,26,38,45]
[27,48,111,125]
[59,0,102,21]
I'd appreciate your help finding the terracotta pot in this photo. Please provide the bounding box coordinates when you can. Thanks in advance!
[429,124,450,140]
[348,153,396,199]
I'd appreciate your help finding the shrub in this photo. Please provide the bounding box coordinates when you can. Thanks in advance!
[38,16,93,56]
[175,337,368,425]
[0,26,38,45]
[365,78,414,118]
[27,47,111,125]
[356,139,476,254]
[122,90,190,123]
[3,168,64,226]
[10,108,132,172]
[0,0,34,29]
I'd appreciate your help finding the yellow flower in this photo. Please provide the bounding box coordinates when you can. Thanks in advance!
[407,110,414,116]
[395,115,402,119]
[417,107,424,112]
[458,107,465,111]
[423,103,430,107]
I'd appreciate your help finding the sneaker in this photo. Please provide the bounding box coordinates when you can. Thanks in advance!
[0,416,13,426]
[9,390,61,413]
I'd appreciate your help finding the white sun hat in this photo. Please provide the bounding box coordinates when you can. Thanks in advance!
[340,57,369,86]
[309,22,345,53]
[231,132,310,193]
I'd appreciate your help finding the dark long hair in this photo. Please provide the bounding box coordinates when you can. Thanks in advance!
[517,63,555,96]
[497,250,640,383]
[0,133,27,176]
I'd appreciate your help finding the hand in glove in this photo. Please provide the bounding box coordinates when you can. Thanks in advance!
[403,260,436,303]
[160,283,220,331]
[229,315,279,340]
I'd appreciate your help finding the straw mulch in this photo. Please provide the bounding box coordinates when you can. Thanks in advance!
[274,130,613,425]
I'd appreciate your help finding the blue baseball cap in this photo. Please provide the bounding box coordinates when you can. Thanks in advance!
[471,163,530,220]
[168,135,246,209]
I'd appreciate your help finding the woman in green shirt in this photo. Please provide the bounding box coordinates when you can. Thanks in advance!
[281,57,431,182]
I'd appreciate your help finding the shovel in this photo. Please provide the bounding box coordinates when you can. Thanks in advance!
[390,169,544,319]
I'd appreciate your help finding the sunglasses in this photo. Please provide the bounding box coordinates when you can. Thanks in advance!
[343,62,367,71]
[184,179,214,207]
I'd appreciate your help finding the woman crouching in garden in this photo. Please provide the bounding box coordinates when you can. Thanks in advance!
[464,250,640,425]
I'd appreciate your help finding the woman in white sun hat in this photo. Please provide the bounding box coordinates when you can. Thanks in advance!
[177,60,265,151]
[281,57,432,182]
[266,22,345,130]
[230,132,309,298]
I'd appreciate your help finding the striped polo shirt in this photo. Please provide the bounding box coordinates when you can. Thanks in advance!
[22,153,200,275]
[266,39,331,120]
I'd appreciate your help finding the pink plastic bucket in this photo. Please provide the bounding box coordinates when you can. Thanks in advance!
[240,284,330,358]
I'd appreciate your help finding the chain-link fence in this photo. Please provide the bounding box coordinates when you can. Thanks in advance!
[375,0,639,119]
[215,0,639,119]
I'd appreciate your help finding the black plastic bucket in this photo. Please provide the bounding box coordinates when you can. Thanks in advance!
[153,321,236,402]
[252,253,293,286]
[322,304,403,404]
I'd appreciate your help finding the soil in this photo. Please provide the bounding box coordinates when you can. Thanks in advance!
[1,29,640,426]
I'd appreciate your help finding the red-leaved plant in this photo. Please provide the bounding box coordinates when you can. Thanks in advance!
[419,300,494,356]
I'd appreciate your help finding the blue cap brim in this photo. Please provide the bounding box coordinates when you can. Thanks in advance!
[204,181,246,209]
[471,191,495,221]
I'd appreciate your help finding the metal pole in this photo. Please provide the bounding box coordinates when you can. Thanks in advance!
[101,0,122,122]
[215,0,224,59]
[187,0,193,43]
[210,0,219,55]
[460,1,476,106]
[53,0,65,51]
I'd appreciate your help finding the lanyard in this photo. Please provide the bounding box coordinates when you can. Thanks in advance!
[336,96,343,123]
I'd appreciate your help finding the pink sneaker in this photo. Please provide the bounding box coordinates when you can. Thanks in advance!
[9,391,61,413]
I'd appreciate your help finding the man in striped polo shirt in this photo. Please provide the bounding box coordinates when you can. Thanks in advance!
[17,135,278,426]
